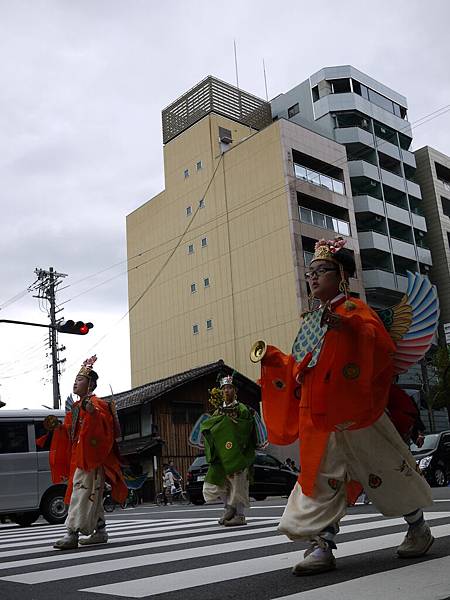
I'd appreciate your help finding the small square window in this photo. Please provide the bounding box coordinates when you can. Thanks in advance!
[199,198,205,209]
[312,85,319,102]
[190,283,197,293]
[192,324,199,335]
[288,103,300,118]
[203,277,210,288]
[196,160,203,171]
[187,243,194,255]
[186,206,192,216]
[201,237,208,247]
[206,319,213,330]
[184,168,189,178]
[441,196,450,218]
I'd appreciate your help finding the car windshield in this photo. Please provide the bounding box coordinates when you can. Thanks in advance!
[410,433,440,454]
[190,456,207,469]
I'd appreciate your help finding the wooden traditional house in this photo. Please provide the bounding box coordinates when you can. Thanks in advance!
[103,360,260,501]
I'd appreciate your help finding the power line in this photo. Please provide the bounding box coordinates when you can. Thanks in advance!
[62,100,450,297]
[59,99,450,330]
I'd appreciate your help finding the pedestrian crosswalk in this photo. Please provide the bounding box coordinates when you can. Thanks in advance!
[0,510,449,599]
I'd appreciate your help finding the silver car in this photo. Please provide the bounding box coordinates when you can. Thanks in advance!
[0,409,67,526]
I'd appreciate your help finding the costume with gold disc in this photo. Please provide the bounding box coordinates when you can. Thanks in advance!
[257,238,437,540]
[48,356,127,524]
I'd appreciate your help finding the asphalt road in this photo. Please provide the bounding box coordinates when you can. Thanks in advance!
[0,489,449,600]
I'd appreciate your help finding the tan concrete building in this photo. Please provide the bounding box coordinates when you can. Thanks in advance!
[414,146,450,329]
[127,77,365,387]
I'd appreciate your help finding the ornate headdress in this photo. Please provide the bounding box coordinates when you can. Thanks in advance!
[219,374,234,388]
[310,237,356,309]
[312,237,347,264]
[78,355,98,381]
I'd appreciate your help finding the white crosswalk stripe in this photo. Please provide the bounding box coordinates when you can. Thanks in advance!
[0,510,448,599]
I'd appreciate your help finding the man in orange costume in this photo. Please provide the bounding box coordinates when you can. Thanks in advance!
[260,239,433,575]
[51,355,127,550]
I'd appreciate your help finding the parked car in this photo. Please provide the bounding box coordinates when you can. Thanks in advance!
[410,430,450,487]
[186,451,298,505]
[0,410,68,526]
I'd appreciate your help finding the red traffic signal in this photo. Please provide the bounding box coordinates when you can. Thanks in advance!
[57,320,94,335]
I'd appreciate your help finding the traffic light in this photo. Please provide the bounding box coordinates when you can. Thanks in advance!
[57,320,94,335]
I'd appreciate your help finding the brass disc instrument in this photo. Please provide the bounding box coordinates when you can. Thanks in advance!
[250,340,267,363]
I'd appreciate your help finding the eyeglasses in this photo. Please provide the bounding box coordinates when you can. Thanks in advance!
[305,267,338,279]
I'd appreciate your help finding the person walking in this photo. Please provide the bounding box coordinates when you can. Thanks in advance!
[259,238,434,575]
[47,356,127,550]
[192,373,267,527]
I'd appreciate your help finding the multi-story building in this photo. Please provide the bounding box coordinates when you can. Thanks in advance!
[414,146,450,330]
[271,65,432,309]
[127,76,364,386]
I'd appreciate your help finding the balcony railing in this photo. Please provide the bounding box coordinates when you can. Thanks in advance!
[294,163,345,195]
[299,206,350,236]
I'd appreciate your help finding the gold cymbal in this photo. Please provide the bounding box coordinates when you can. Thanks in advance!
[250,340,267,363]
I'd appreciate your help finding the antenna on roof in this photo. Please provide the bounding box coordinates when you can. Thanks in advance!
[233,39,240,89]
[263,59,269,101]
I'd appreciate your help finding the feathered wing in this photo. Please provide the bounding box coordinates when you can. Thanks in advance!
[375,271,440,374]
[189,413,209,449]
[65,394,74,413]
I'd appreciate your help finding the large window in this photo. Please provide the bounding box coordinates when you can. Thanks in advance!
[441,196,450,218]
[436,162,450,190]
[0,422,29,453]
[352,79,407,118]
[299,206,350,236]
[294,163,345,195]
[330,78,351,94]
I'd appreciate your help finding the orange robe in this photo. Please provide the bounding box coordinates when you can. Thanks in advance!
[49,395,127,504]
[261,297,395,498]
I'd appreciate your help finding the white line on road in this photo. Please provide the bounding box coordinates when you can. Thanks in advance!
[79,523,450,598]
[272,556,450,600]
[0,519,279,558]
[0,523,280,570]
[4,513,450,586]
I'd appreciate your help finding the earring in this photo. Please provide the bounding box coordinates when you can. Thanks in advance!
[339,278,349,297]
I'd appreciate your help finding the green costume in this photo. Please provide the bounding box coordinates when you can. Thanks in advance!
[200,402,256,487]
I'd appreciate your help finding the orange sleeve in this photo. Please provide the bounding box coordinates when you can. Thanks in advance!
[75,398,115,471]
[260,345,299,445]
[49,413,72,484]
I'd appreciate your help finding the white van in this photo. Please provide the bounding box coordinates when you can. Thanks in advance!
[0,409,67,526]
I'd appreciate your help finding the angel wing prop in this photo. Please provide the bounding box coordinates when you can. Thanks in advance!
[375,271,440,374]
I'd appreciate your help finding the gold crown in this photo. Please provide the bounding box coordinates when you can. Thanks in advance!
[312,237,346,263]
[78,355,98,379]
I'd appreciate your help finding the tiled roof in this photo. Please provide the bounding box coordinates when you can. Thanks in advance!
[103,360,259,411]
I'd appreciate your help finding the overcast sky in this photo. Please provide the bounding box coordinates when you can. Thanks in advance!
[1,0,449,410]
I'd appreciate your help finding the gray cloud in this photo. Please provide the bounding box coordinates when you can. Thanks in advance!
[1,0,449,408]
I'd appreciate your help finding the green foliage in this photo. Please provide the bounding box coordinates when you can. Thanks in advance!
[426,346,450,410]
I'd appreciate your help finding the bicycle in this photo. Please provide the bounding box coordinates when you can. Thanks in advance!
[103,488,138,512]
[155,483,189,506]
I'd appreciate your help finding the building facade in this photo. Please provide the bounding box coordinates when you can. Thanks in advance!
[127,76,364,386]
[271,65,432,309]
[414,146,450,330]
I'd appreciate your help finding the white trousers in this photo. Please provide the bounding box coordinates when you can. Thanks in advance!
[203,469,250,513]
[65,467,105,536]
[279,413,433,540]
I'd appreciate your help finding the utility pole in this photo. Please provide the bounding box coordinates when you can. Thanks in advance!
[49,268,59,410]
[31,267,67,409]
